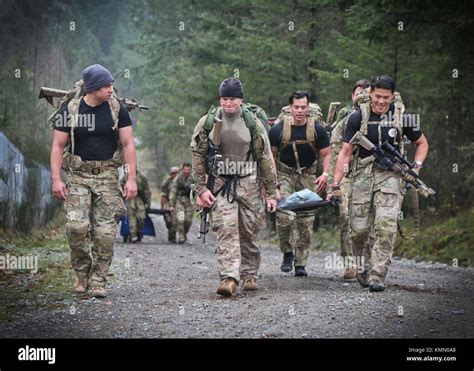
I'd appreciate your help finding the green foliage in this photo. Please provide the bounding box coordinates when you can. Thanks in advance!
[0,0,473,214]
[132,0,474,213]
[0,0,141,164]
[397,208,474,267]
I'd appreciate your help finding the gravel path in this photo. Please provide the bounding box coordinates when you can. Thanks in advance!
[1,213,473,339]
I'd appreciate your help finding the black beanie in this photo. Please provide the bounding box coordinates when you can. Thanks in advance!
[82,64,115,93]
[219,77,244,98]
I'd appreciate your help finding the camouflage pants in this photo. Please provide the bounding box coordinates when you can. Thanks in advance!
[163,209,177,241]
[276,167,317,267]
[65,168,126,288]
[175,198,193,241]
[349,162,403,282]
[339,176,352,258]
[210,174,266,282]
[127,197,146,239]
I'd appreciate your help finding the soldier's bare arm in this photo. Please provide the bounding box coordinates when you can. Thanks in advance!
[314,146,331,193]
[119,126,138,200]
[413,133,429,165]
[334,142,353,185]
[50,130,69,200]
[328,119,344,183]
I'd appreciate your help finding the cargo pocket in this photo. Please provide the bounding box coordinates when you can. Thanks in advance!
[350,184,372,218]
[65,186,90,222]
[378,187,400,208]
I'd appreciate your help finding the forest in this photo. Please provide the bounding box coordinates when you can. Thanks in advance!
[1,0,473,232]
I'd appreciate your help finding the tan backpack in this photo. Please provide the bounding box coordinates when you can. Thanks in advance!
[276,103,323,174]
[48,79,123,170]
[353,88,405,154]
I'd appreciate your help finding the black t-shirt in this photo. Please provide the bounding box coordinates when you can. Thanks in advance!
[343,104,422,159]
[269,120,330,168]
[54,99,131,160]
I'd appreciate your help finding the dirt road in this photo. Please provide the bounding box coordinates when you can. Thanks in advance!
[1,213,473,339]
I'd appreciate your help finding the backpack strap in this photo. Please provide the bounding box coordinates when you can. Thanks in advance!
[305,117,316,153]
[66,89,83,162]
[108,96,124,166]
[241,104,257,133]
[204,106,219,132]
[393,92,405,154]
[279,115,293,151]
[278,115,318,174]
[109,96,121,130]
[359,101,371,136]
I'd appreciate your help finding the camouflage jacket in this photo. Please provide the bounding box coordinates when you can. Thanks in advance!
[328,105,352,183]
[121,171,152,206]
[161,176,174,200]
[190,112,276,199]
[169,173,194,205]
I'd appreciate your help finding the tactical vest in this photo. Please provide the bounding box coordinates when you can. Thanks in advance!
[176,174,193,198]
[204,103,266,162]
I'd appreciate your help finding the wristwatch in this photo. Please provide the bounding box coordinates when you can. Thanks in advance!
[414,160,423,168]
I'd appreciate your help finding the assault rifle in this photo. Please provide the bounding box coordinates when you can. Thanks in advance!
[350,131,436,200]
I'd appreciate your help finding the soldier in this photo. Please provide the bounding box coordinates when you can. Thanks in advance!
[51,64,137,298]
[161,166,180,243]
[268,91,331,277]
[121,170,151,243]
[169,163,194,244]
[330,75,429,292]
[191,77,277,297]
[328,79,370,280]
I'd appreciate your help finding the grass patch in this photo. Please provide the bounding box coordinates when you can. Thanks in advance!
[0,209,76,320]
[396,208,474,266]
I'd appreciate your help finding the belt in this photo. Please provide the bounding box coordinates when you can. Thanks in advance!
[277,161,317,176]
[76,160,116,174]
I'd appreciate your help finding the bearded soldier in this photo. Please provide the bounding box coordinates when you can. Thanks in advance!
[191,77,277,297]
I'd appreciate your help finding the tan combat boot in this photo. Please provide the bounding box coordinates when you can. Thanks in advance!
[74,277,88,294]
[216,278,237,297]
[242,278,258,291]
[343,267,357,280]
[90,286,107,298]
